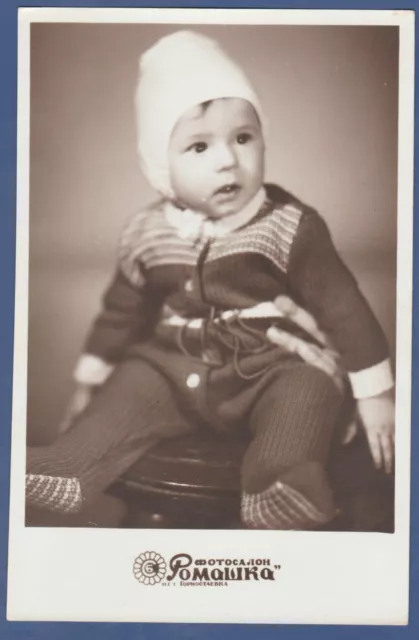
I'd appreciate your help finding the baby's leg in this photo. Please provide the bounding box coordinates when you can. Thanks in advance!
[26,359,194,515]
[241,364,343,530]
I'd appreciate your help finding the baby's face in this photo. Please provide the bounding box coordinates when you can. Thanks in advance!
[168,98,264,219]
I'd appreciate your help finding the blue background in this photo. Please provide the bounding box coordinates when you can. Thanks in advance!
[0,1,417,638]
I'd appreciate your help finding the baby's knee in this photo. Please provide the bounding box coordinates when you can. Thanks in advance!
[290,364,343,405]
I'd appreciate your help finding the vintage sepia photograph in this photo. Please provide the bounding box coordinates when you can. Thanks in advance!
[25,19,399,532]
[7,7,414,625]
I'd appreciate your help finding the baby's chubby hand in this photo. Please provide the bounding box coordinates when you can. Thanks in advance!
[356,389,395,474]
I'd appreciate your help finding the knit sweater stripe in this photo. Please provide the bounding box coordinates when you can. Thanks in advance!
[84,184,390,379]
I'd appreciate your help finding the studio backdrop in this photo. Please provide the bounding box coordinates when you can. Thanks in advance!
[27,23,398,444]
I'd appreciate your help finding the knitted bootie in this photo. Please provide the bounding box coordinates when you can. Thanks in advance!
[26,473,83,514]
[241,461,336,530]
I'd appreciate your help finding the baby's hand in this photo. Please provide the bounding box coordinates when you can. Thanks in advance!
[273,295,328,346]
[59,383,95,434]
[356,389,395,474]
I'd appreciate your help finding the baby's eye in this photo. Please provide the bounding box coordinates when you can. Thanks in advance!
[236,133,252,145]
[189,142,208,154]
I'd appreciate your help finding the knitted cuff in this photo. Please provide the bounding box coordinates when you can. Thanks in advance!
[74,354,115,386]
[26,473,83,514]
[349,358,394,399]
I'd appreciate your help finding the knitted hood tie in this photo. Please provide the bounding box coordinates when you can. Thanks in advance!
[26,473,83,514]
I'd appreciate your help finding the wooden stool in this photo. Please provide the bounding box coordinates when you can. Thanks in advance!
[110,426,394,532]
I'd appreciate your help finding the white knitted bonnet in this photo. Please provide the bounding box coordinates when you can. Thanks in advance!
[135,30,265,198]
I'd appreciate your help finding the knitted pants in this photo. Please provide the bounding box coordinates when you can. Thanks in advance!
[26,357,342,529]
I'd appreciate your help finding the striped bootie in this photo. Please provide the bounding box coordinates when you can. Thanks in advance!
[241,461,337,530]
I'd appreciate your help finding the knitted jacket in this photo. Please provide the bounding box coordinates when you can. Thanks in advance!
[75,184,392,400]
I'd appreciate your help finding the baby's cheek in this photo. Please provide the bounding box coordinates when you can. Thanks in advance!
[238,146,258,169]
[171,161,191,194]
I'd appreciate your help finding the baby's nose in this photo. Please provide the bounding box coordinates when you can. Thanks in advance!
[214,143,237,171]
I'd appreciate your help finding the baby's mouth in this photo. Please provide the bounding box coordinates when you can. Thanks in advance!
[214,183,241,197]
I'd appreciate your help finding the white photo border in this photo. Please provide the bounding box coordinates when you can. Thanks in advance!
[7,7,415,625]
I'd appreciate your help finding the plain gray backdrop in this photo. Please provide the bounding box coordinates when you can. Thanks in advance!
[27,23,398,443]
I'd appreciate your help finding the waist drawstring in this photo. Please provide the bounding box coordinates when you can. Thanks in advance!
[175,311,276,380]
[214,316,274,380]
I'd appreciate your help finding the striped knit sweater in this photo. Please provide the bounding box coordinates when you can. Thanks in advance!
[77,183,392,399]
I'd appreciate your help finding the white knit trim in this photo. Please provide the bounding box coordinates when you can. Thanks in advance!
[74,354,115,386]
[349,358,394,399]
[233,301,284,319]
[162,303,283,329]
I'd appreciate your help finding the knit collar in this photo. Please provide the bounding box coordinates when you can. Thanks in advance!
[164,186,267,242]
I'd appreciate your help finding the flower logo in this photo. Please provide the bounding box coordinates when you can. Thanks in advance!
[133,551,167,585]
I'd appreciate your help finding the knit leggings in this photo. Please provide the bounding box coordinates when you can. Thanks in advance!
[26,358,342,529]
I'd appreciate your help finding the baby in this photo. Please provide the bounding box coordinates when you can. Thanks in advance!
[26,31,394,529]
